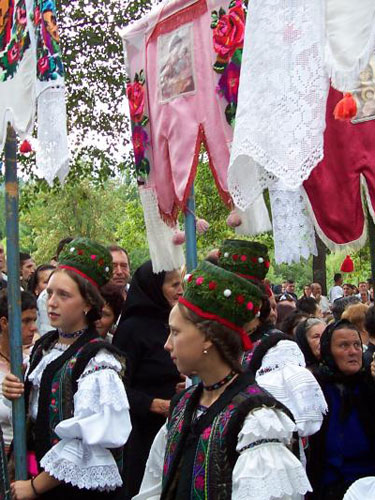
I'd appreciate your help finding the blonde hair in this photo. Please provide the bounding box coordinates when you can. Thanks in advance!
[341,303,369,333]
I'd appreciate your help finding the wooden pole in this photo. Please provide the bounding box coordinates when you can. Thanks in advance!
[4,124,27,480]
[185,185,198,272]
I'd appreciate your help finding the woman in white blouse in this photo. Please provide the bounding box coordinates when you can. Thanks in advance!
[135,261,311,500]
[2,238,131,500]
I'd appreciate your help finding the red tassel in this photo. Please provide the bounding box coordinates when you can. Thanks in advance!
[333,93,357,121]
[19,139,32,154]
[340,255,354,273]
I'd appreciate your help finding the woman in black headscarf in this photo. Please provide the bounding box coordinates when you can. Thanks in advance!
[307,319,375,500]
[295,317,326,370]
[112,261,183,499]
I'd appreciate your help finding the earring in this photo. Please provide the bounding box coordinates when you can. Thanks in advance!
[203,349,208,355]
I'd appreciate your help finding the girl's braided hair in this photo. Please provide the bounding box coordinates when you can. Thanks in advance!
[178,303,243,373]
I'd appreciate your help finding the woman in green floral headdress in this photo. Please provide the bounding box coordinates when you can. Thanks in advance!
[134,261,311,500]
[3,238,131,500]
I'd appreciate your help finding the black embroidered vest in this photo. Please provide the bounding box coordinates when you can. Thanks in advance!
[25,327,125,471]
[161,371,296,500]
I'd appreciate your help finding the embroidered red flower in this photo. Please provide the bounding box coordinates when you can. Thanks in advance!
[98,258,104,266]
[250,257,257,263]
[127,80,145,123]
[196,277,204,286]
[236,294,245,304]
[240,255,247,262]
[37,55,49,75]
[91,254,96,260]
[246,301,254,311]
[7,43,20,65]
[131,126,148,164]
[187,274,193,283]
[217,61,240,103]
[33,6,41,25]
[208,281,217,290]
[265,260,271,268]
[196,452,205,464]
[232,254,239,261]
[195,475,205,490]
[77,249,83,255]
[16,7,27,25]
[212,1,245,59]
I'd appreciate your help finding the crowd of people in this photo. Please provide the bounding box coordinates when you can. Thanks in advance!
[0,237,375,500]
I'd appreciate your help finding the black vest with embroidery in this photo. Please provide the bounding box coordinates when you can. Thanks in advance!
[25,327,125,471]
[161,371,296,500]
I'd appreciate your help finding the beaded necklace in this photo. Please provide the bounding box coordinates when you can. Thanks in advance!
[58,327,87,339]
[203,370,237,391]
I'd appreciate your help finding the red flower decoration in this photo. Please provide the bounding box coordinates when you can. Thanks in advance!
[77,249,83,255]
[127,81,145,123]
[98,258,104,266]
[91,254,96,260]
[232,254,239,261]
[251,257,257,263]
[212,1,245,59]
[240,255,247,262]
[246,301,254,310]
[19,140,32,153]
[265,261,270,268]
[187,274,193,282]
[236,294,245,304]
[37,55,49,75]
[208,281,217,290]
[196,277,204,286]
[7,43,20,65]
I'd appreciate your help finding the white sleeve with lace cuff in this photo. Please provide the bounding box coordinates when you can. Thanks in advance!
[40,351,131,491]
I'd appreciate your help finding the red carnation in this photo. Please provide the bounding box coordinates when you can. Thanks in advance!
[236,294,245,304]
[208,281,217,290]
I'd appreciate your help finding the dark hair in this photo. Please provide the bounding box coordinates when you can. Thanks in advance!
[334,273,342,282]
[19,252,31,266]
[178,303,243,373]
[296,296,318,316]
[99,283,125,322]
[259,294,271,322]
[56,237,74,259]
[331,296,360,321]
[279,309,309,336]
[28,264,56,296]
[365,305,375,338]
[0,290,37,326]
[54,268,104,324]
[286,279,295,285]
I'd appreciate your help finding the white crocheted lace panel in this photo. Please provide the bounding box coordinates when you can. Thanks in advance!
[139,186,185,273]
[36,86,70,185]
[326,0,375,91]
[228,0,328,210]
[269,183,317,264]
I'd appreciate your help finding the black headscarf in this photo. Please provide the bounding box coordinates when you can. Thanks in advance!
[122,260,171,322]
[295,318,324,367]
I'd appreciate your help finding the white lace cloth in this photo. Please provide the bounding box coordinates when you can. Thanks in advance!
[134,407,311,500]
[326,0,375,91]
[255,341,327,437]
[28,346,131,491]
[139,186,185,273]
[269,182,317,264]
[228,0,328,210]
[35,86,70,185]
[343,477,375,500]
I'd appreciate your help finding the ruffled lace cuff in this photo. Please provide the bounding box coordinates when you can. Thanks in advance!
[40,438,122,491]
[233,441,311,499]
[238,408,296,445]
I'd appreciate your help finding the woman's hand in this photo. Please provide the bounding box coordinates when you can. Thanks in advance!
[175,375,187,394]
[10,480,37,500]
[2,373,24,400]
[150,398,170,418]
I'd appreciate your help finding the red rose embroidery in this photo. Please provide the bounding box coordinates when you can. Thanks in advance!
[232,254,239,261]
[131,126,148,164]
[7,43,20,65]
[240,255,247,262]
[196,277,204,286]
[37,55,49,75]
[127,81,145,123]
[208,281,217,290]
[236,294,245,304]
[265,261,271,268]
[212,1,245,59]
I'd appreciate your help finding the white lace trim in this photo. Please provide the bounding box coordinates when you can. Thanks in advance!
[35,86,70,186]
[27,346,64,388]
[325,0,375,91]
[40,447,122,491]
[228,0,328,210]
[139,185,185,273]
[241,408,296,442]
[257,341,306,371]
[269,185,317,264]
[82,350,122,373]
[233,464,311,500]
[76,367,129,414]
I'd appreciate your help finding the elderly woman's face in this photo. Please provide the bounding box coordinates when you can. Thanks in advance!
[331,328,362,375]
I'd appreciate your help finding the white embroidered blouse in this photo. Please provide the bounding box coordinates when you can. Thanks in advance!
[27,343,132,491]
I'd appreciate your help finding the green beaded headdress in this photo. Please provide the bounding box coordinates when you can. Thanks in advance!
[180,261,263,350]
[218,239,270,281]
[58,238,113,288]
